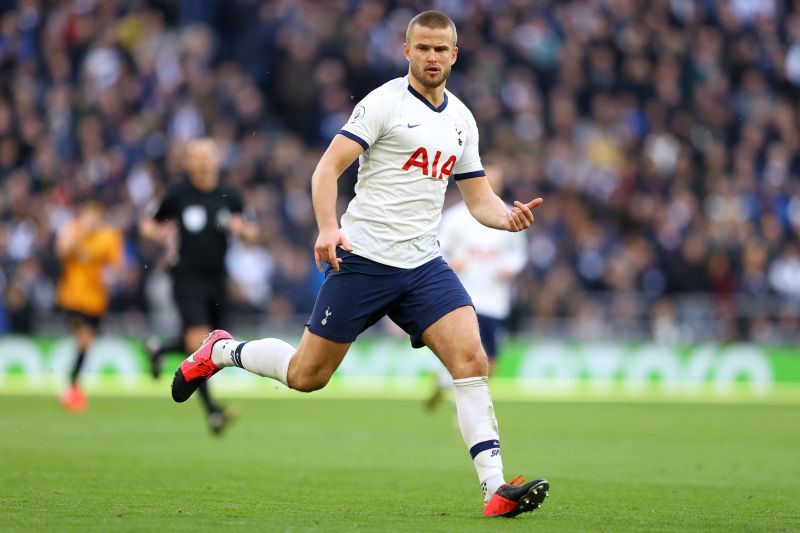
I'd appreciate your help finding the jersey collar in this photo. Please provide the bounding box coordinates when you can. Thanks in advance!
[407,84,448,113]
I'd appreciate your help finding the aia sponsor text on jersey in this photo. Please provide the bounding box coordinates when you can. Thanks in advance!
[402,147,457,181]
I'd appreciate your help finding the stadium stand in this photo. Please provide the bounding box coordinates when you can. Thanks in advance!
[0,0,798,342]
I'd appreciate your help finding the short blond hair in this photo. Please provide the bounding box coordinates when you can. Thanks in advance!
[406,11,457,47]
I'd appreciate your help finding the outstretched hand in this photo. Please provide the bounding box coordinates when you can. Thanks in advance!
[505,198,544,232]
[314,228,354,272]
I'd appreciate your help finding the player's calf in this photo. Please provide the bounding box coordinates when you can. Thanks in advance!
[286,371,332,393]
[174,330,345,396]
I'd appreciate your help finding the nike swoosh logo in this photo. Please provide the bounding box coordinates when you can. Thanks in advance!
[187,355,196,363]
[407,123,422,128]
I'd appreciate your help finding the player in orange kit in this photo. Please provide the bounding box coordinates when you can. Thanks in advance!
[55,199,124,411]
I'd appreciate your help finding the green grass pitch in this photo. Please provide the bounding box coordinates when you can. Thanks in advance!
[1,395,798,532]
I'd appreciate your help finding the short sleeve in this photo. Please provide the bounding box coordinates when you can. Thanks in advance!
[453,114,484,180]
[153,186,180,221]
[337,89,391,150]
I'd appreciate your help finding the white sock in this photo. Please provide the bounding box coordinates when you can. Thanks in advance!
[211,339,237,367]
[482,475,505,503]
[211,338,295,386]
[452,376,505,503]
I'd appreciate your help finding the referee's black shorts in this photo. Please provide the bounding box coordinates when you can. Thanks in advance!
[172,272,226,331]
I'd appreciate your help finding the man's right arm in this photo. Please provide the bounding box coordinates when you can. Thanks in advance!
[311,134,364,272]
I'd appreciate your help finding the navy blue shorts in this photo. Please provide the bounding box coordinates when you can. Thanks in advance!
[307,250,473,348]
[477,314,505,359]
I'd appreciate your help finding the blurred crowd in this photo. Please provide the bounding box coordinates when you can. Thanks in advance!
[1,0,799,343]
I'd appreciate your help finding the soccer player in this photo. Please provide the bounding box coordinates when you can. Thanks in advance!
[140,137,257,434]
[427,165,528,409]
[56,199,124,411]
[171,12,549,516]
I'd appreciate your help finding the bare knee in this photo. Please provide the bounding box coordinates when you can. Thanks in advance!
[450,345,489,379]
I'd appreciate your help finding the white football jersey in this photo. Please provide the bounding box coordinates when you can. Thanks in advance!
[338,76,485,268]
[439,202,528,319]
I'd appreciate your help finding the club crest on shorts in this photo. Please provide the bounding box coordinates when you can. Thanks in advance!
[321,307,332,325]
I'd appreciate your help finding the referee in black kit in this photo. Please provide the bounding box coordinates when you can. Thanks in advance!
[141,138,258,434]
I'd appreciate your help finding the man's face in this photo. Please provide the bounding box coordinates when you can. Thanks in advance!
[404,25,457,89]
[184,139,220,191]
[79,204,103,232]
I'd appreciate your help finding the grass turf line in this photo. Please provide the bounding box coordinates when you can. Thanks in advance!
[0,397,798,532]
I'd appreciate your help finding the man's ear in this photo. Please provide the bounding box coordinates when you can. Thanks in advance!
[403,41,410,61]
[451,46,458,65]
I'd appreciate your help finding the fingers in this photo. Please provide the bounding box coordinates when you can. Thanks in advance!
[512,210,527,230]
[327,244,340,271]
[314,246,342,272]
[507,207,528,232]
[314,248,323,272]
[315,229,352,272]
[514,200,534,224]
[341,234,353,252]
[313,243,339,272]
[526,197,544,210]
[506,198,543,232]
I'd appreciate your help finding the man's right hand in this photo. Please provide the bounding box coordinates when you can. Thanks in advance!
[314,228,353,272]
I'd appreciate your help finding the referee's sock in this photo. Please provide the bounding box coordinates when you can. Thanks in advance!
[212,338,295,386]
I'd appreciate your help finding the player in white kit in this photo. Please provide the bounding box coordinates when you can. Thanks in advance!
[170,11,548,518]
[427,166,528,408]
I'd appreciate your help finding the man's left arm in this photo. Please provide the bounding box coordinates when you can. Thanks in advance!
[456,176,543,232]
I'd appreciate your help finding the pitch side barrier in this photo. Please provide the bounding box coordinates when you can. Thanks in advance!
[0,335,799,402]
